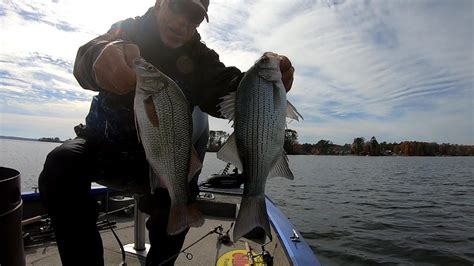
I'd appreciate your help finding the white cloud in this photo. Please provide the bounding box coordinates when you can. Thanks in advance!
[0,0,473,144]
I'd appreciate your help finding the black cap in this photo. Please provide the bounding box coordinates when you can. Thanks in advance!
[180,0,209,22]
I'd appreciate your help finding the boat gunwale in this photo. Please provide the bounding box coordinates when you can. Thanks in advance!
[265,196,321,266]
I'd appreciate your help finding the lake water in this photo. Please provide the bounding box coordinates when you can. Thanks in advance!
[1,139,473,265]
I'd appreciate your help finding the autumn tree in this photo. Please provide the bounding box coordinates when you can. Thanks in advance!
[314,139,332,155]
[368,136,380,156]
[351,137,365,155]
[300,143,315,155]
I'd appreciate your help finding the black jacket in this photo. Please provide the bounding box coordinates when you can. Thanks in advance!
[73,8,242,145]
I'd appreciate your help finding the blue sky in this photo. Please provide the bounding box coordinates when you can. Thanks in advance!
[0,0,473,145]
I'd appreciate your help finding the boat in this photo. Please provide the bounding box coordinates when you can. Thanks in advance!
[16,167,321,265]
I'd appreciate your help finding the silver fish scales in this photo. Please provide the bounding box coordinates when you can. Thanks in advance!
[133,57,203,235]
[217,52,303,243]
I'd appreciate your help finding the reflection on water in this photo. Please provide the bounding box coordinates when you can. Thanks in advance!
[2,139,473,265]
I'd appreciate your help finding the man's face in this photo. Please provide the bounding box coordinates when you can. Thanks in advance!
[155,0,205,48]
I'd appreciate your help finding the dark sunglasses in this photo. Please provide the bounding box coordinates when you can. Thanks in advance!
[167,0,205,25]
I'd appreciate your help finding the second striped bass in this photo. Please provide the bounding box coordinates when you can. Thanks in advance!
[217,52,303,244]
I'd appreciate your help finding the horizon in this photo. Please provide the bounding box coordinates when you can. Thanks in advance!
[1,0,473,145]
[1,133,473,147]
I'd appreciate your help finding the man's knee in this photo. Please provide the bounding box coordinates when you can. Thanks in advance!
[40,147,73,188]
[39,138,91,198]
[45,138,88,168]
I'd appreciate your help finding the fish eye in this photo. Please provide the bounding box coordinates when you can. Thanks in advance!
[147,65,154,71]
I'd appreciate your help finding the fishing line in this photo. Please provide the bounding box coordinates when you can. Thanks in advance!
[98,204,134,218]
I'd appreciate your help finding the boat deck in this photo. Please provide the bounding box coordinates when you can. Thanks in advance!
[24,191,291,265]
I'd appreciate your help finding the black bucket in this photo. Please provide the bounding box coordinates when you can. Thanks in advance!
[0,167,25,266]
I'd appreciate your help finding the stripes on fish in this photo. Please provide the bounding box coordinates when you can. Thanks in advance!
[217,52,303,244]
[133,57,204,235]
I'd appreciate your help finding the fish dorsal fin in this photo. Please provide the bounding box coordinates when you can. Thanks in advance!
[267,152,294,180]
[217,91,236,125]
[216,133,243,172]
[286,100,304,121]
[188,147,203,181]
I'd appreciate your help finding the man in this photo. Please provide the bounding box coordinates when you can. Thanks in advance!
[38,0,295,265]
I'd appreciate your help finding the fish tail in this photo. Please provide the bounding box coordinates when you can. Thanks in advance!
[167,202,204,235]
[233,195,271,244]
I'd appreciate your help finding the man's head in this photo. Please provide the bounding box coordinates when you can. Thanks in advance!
[154,0,209,48]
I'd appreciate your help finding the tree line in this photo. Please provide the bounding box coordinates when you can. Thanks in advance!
[207,130,474,156]
[38,137,63,143]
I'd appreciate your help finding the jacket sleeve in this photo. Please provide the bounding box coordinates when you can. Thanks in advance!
[73,19,137,91]
[194,45,245,118]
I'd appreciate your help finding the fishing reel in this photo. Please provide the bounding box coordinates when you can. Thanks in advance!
[245,240,274,266]
[258,241,274,266]
[216,223,233,245]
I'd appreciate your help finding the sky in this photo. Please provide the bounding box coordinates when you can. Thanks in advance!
[0,0,473,145]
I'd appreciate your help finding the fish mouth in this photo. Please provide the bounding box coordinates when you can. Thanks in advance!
[133,57,147,68]
[255,52,282,68]
[263,52,282,60]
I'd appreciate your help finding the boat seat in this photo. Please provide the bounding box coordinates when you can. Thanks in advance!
[95,177,149,195]
[95,177,150,256]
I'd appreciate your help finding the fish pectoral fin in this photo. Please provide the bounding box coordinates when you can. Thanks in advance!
[267,152,294,180]
[217,91,236,125]
[167,203,204,235]
[144,96,160,127]
[233,196,271,245]
[188,147,203,181]
[216,133,243,172]
[286,100,304,121]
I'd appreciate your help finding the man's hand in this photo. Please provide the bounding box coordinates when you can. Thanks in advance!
[279,55,294,92]
[93,42,140,95]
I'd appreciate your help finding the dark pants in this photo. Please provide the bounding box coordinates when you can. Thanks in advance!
[39,107,208,265]
[38,137,195,265]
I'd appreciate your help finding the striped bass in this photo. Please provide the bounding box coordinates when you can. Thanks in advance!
[217,52,303,244]
[133,57,204,235]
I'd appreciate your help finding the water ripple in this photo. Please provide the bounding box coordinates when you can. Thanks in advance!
[265,156,474,265]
